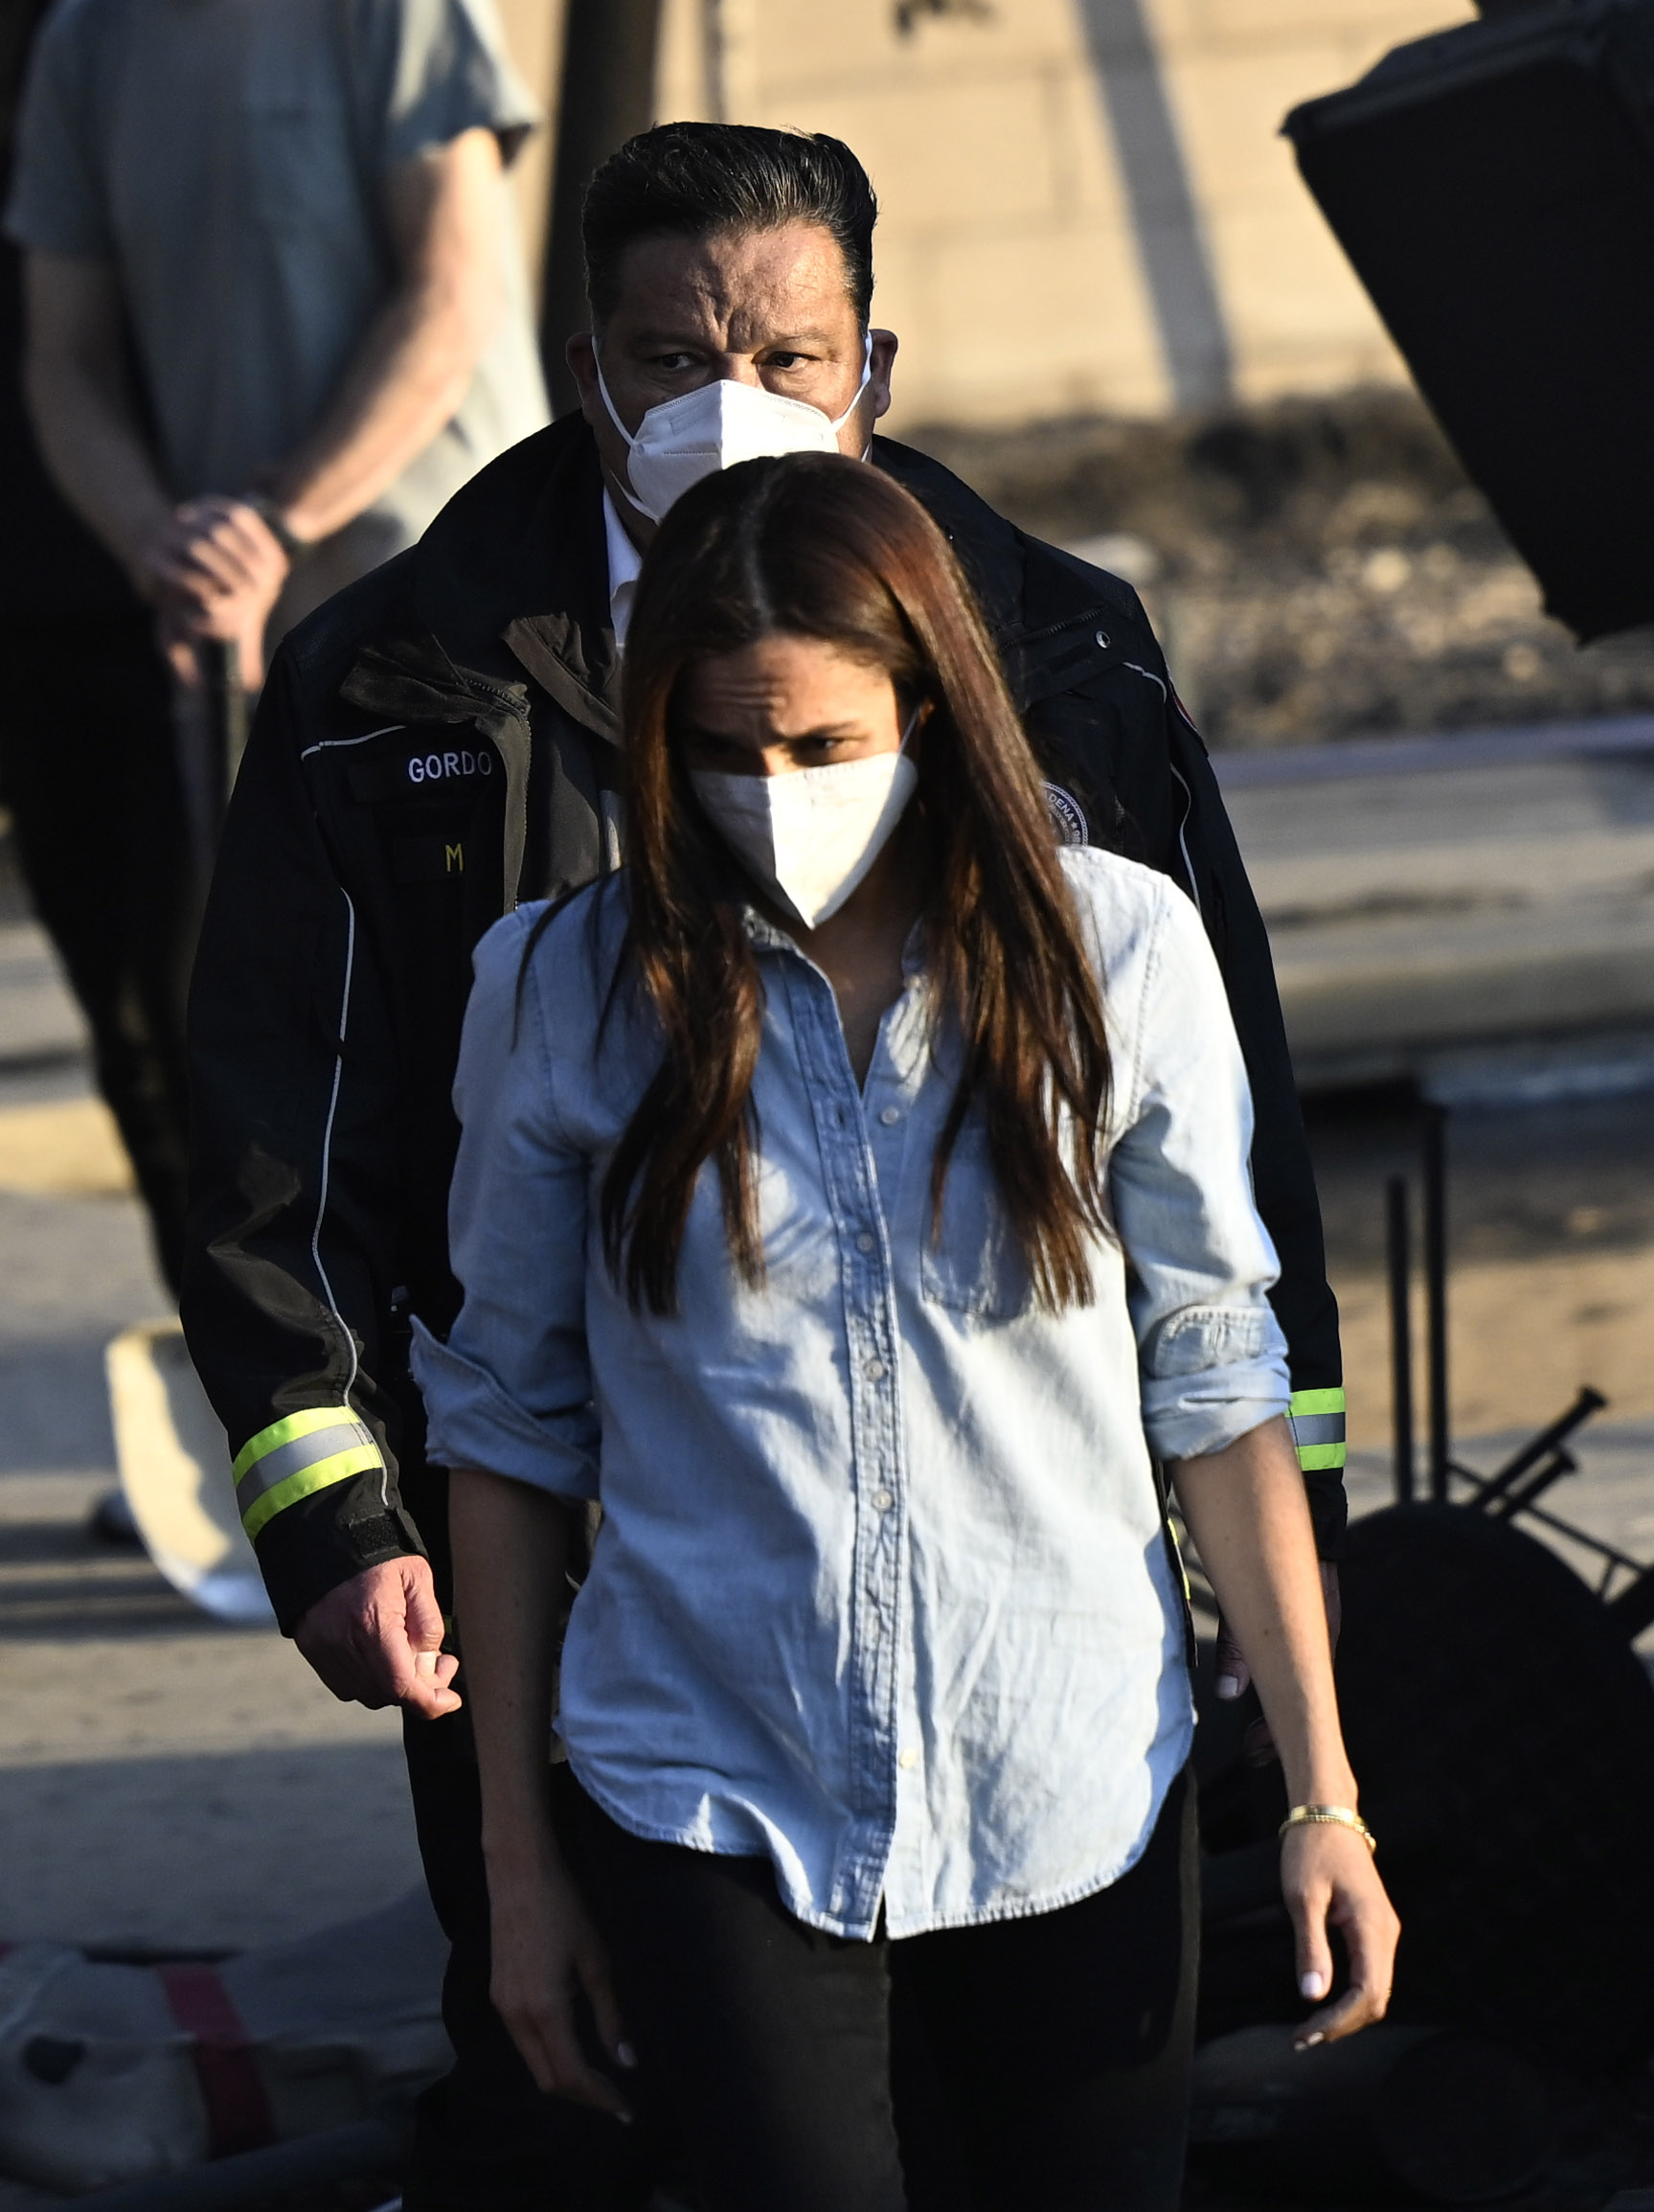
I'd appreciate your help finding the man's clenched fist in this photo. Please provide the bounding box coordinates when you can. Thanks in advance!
[294,1556,462,1720]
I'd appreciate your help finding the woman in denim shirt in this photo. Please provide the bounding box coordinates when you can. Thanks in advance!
[417,454,1398,2211]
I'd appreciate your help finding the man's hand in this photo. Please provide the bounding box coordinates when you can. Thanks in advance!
[1215,1562,1343,1763]
[293,1556,462,1721]
[141,495,292,687]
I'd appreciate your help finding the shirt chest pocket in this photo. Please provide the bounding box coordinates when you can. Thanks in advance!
[918,1128,1032,1322]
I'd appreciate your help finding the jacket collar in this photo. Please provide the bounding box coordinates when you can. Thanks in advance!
[345,414,623,748]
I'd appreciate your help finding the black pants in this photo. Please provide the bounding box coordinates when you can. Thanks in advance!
[0,615,196,1292]
[400,1712,667,2210]
[559,1766,1199,2212]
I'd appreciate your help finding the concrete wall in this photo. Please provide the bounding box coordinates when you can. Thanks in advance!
[494,0,1475,429]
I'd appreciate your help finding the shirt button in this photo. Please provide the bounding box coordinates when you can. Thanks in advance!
[872,1489,894,1512]
[856,1232,875,1253]
[878,1106,901,1126]
[898,1748,918,1770]
[865,1357,887,1380]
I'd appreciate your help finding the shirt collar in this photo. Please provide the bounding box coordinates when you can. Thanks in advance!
[602,490,644,650]
[741,902,929,979]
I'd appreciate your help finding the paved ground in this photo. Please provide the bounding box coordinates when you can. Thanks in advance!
[0,1046,422,1960]
[1217,718,1654,1093]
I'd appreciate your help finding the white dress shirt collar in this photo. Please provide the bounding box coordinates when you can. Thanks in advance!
[602,490,644,650]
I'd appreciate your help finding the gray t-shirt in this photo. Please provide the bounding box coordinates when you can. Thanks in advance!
[5,0,550,558]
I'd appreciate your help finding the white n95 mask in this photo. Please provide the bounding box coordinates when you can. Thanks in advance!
[595,340,872,523]
[690,713,919,929]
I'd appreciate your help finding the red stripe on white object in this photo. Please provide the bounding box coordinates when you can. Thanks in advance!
[158,1962,275,2156]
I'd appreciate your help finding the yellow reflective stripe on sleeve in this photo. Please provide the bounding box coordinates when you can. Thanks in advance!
[1288,1386,1346,1471]
[240,1444,385,1543]
[234,1404,362,1483]
[233,1405,385,1542]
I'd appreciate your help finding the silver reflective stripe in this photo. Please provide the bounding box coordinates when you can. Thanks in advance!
[1288,1412,1346,1448]
[235,1418,377,1509]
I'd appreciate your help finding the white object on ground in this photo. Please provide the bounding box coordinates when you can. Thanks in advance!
[105,1322,274,1627]
[0,1892,449,2192]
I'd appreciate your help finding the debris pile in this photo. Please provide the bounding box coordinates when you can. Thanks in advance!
[909,390,1654,748]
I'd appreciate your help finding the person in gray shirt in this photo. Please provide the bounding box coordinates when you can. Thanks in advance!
[7,0,550,688]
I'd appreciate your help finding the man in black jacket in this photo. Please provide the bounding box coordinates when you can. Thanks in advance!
[184,124,1345,2211]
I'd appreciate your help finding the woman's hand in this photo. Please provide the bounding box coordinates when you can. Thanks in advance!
[448,1474,633,2113]
[488,1843,636,2118]
[1170,1422,1401,2049]
[1282,1820,1400,2050]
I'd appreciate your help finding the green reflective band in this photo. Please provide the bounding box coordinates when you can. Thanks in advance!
[1289,1387,1346,1419]
[1296,1442,1348,1471]
[233,1406,383,1542]
[1288,1386,1346,1473]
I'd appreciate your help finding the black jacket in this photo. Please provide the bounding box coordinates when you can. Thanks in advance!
[182,417,1345,1635]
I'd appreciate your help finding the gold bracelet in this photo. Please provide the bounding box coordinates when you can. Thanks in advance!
[1279,1804,1376,1853]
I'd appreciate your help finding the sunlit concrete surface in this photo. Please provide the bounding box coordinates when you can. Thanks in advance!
[1348,1422,1654,1554]
[0,1472,423,1955]
[1220,722,1654,1086]
[1346,1424,1654,1672]
[1335,1243,1654,1448]
[0,923,422,1960]
[0,924,86,1070]
[0,1185,424,1954]
[0,1093,131,1197]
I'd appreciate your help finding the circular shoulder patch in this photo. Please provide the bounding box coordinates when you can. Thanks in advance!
[1043,781,1090,847]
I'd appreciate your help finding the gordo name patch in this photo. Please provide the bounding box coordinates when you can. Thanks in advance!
[408,747,494,786]
[1044,782,1090,847]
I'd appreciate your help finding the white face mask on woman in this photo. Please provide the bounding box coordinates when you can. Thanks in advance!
[690,709,920,930]
[595,340,873,523]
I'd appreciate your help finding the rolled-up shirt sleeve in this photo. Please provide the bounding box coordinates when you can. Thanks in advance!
[1108,877,1291,1462]
[411,906,600,1497]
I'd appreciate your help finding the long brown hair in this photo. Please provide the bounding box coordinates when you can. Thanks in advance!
[601,452,1112,1314]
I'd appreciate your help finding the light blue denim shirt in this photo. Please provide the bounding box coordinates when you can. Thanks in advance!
[413,847,1289,1941]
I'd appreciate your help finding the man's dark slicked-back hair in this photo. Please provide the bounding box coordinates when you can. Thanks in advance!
[581,123,877,328]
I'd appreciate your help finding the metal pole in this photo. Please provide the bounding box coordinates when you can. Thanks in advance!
[1386,1174,1415,1504]
[1421,1104,1450,1503]
[1467,1385,1606,1516]
[539,0,666,417]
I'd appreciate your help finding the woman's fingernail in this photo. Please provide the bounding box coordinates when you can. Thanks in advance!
[617,2041,638,2068]
[1215,1675,1240,1699]
[1294,2030,1325,2051]
[1300,1970,1326,2000]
